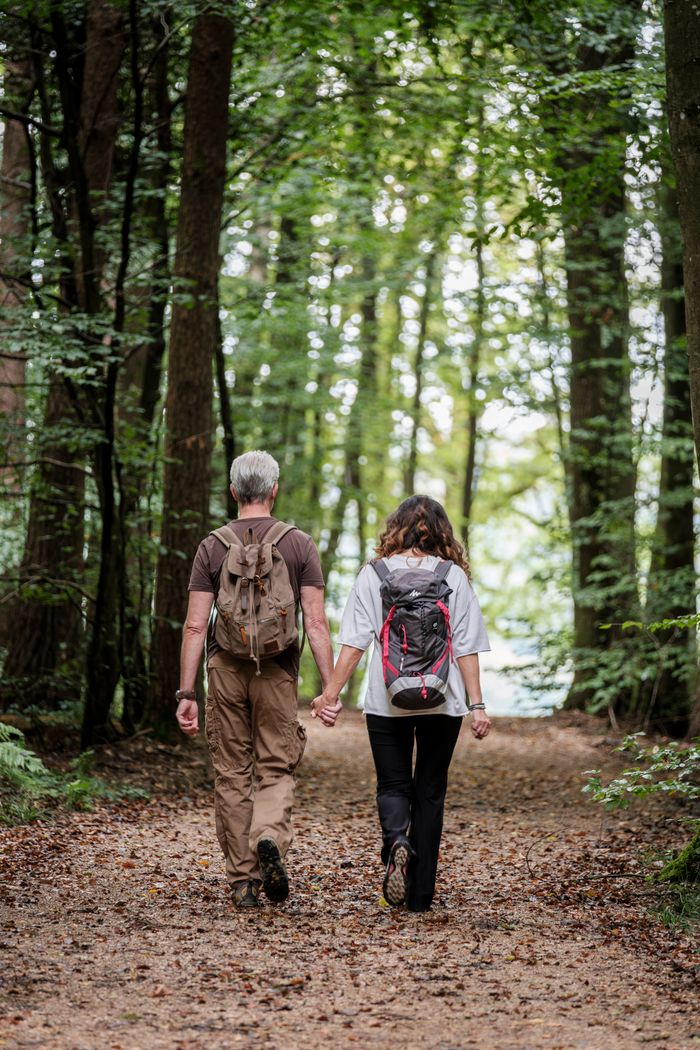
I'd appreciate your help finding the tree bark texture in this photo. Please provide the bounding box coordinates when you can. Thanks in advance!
[461,235,485,552]
[644,178,696,730]
[0,59,32,491]
[149,13,235,730]
[116,12,173,732]
[664,0,700,466]
[404,248,437,498]
[557,22,639,711]
[2,6,123,711]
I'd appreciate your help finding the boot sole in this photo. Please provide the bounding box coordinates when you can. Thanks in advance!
[383,841,411,906]
[257,838,289,903]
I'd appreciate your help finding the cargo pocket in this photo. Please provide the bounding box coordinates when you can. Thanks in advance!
[285,720,307,772]
[205,698,221,756]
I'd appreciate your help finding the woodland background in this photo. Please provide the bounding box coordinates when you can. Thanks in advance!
[1,0,700,752]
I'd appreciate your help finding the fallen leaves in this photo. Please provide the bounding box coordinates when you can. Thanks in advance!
[0,711,698,1049]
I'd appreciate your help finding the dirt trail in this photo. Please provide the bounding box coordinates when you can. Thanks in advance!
[1,712,698,1050]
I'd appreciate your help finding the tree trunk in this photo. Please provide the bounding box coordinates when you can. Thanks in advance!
[664,0,700,467]
[689,686,700,739]
[1,380,87,709]
[116,12,172,732]
[404,249,437,497]
[644,177,696,732]
[0,59,32,493]
[215,309,237,522]
[2,6,123,712]
[461,234,485,551]
[149,13,235,732]
[557,26,639,712]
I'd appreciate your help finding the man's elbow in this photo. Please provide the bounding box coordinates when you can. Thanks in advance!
[183,619,208,638]
[303,612,330,636]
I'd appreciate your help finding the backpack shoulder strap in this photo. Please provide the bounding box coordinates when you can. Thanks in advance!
[266,520,296,547]
[371,558,390,581]
[211,524,244,548]
[435,559,453,580]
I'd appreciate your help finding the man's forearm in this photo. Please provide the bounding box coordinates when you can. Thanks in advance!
[180,623,207,693]
[305,621,334,689]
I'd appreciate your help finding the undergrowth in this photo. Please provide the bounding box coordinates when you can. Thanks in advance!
[0,723,148,826]
[653,883,700,932]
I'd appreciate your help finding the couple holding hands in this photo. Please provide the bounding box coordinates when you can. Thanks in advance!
[176,451,490,912]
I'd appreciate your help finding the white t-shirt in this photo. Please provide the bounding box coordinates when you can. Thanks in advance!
[338,554,490,718]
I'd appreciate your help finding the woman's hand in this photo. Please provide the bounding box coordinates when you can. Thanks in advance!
[470,708,491,740]
[310,692,343,727]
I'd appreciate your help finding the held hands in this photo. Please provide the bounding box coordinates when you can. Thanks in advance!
[470,707,491,740]
[176,698,199,736]
[310,692,343,728]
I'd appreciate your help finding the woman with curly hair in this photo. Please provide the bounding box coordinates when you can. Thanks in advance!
[311,495,491,912]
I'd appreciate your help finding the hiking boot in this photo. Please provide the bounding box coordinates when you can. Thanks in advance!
[383,835,415,907]
[256,837,289,903]
[232,880,260,909]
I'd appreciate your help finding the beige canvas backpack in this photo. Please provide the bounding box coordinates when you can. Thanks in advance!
[211,521,298,671]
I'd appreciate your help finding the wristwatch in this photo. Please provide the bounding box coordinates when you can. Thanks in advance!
[175,689,196,704]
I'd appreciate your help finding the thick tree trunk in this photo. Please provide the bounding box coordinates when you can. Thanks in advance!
[557,26,639,712]
[116,13,172,732]
[645,179,696,731]
[2,6,123,711]
[664,0,700,467]
[2,380,87,708]
[149,13,234,732]
[563,206,637,710]
[0,59,32,492]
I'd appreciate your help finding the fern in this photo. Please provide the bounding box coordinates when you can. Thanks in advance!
[0,723,148,825]
[0,724,52,786]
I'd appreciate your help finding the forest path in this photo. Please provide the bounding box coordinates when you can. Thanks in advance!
[1,711,698,1050]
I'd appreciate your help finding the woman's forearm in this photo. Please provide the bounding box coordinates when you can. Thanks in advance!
[457,653,483,705]
[323,644,366,701]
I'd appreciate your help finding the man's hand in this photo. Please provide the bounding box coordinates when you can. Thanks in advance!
[176,698,199,736]
[310,693,342,727]
[470,708,491,740]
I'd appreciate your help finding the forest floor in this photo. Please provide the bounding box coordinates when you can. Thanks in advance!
[1,710,699,1050]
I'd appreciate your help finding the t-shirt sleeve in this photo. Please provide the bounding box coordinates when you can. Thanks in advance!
[449,568,491,657]
[338,565,377,651]
[299,536,325,589]
[188,540,216,593]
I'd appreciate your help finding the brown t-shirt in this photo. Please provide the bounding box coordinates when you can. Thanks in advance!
[188,516,325,678]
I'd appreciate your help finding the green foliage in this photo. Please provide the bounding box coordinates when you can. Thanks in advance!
[0,724,147,826]
[0,0,695,731]
[653,881,700,931]
[583,734,700,809]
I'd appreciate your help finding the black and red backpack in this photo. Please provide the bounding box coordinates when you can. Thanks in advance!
[371,558,454,710]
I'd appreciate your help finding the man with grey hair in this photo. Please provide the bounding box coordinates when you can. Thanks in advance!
[176,450,337,908]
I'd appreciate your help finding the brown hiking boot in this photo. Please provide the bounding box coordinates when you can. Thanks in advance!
[232,880,260,909]
[256,838,289,903]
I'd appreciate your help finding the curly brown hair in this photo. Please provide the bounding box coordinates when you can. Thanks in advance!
[375,495,471,577]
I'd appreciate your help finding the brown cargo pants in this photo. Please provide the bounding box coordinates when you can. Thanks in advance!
[206,651,307,886]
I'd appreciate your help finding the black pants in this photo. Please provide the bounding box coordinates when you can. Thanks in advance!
[366,713,462,912]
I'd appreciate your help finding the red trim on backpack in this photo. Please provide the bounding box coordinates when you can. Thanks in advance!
[380,605,397,683]
[436,600,453,662]
[432,647,449,675]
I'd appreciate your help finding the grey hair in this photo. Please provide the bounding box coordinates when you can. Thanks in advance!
[229,450,280,505]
